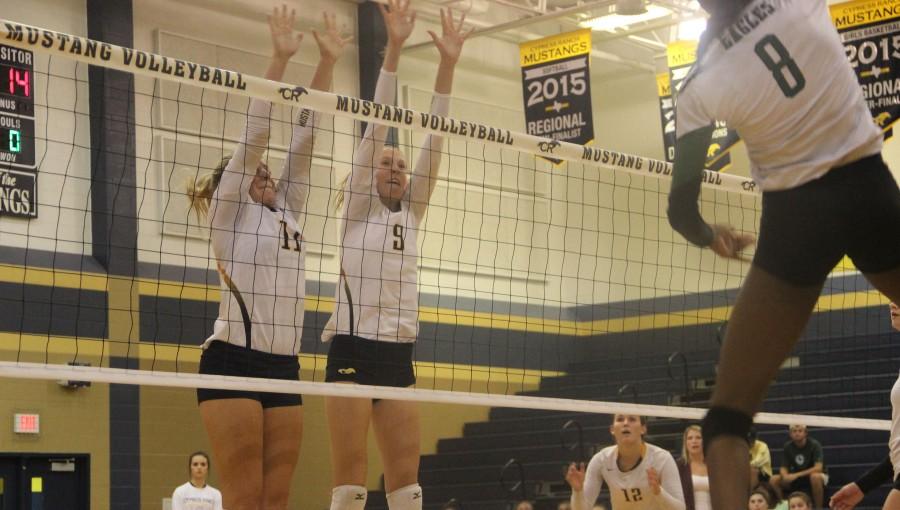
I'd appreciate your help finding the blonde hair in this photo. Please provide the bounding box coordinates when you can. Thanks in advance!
[682,424,702,461]
[333,145,405,212]
[186,157,229,221]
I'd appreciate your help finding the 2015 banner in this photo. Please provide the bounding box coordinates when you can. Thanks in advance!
[665,40,741,172]
[520,29,594,162]
[831,0,900,139]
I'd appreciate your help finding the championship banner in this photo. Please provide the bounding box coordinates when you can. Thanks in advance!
[830,0,900,139]
[657,72,676,162]
[666,41,741,172]
[520,29,594,162]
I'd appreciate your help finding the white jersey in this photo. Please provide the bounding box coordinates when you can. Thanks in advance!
[676,0,882,191]
[205,99,317,355]
[890,370,900,478]
[322,70,448,343]
[171,482,223,510]
[572,443,686,510]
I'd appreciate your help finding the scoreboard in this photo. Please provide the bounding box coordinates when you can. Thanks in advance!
[0,43,36,218]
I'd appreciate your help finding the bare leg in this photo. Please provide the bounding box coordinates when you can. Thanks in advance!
[200,399,264,510]
[261,405,303,510]
[769,475,785,501]
[325,395,373,487]
[863,265,900,304]
[811,473,826,509]
[707,265,824,510]
[372,399,421,492]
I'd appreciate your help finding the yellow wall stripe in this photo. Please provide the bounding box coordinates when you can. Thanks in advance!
[2,264,890,336]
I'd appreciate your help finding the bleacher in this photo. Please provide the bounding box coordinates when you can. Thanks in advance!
[368,303,898,509]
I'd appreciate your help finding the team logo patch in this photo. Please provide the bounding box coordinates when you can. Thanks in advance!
[794,454,806,466]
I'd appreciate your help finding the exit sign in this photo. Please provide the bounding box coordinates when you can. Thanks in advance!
[13,413,39,434]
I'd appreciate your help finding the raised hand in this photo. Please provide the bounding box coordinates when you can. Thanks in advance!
[829,482,864,510]
[428,8,474,65]
[647,467,661,495]
[312,11,353,63]
[379,0,417,47]
[269,4,303,59]
[710,224,756,261]
[565,462,586,491]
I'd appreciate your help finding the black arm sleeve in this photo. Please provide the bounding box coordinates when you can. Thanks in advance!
[666,125,716,247]
[857,456,893,493]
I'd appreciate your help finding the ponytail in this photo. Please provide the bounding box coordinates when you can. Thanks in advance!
[186,157,229,221]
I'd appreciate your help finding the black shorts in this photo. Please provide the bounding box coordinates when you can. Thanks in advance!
[893,472,900,491]
[787,472,829,492]
[197,340,302,408]
[754,154,900,286]
[325,334,415,388]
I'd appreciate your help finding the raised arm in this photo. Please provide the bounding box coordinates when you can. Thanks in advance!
[345,0,414,219]
[278,11,351,216]
[211,4,302,229]
[570,455,604,510]
[408,8,472,218]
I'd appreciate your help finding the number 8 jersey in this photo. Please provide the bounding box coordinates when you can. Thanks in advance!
[675,0,882,191]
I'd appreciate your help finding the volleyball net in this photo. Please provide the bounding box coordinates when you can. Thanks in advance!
[0,18,891,433]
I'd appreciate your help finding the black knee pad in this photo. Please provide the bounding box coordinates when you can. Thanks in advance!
[701,406,753,456]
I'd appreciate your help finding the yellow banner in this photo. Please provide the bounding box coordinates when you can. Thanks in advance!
[830,0,900,30]
[666,40,697,68]
[519,29,592,67]
[656,72,671,98]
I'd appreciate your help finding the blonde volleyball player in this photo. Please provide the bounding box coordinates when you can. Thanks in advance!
[171,452,223,510]
[666,0,900,509]
[186,6,350,510]
[321,2,472,509]
[565,415,686,510]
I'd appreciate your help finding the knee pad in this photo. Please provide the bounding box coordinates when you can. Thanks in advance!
[386,483,423,510]
[701,406,753,456]
[330,485,367,510]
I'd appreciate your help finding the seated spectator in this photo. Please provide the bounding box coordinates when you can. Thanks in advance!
[516,501,535,510]
[749,488,773,510]
[677,425,709,510]
[770,425,828,510]
[755,483,789,510]
[441,498,463,510]
[749,428,773,489]
[787,492,813,510]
